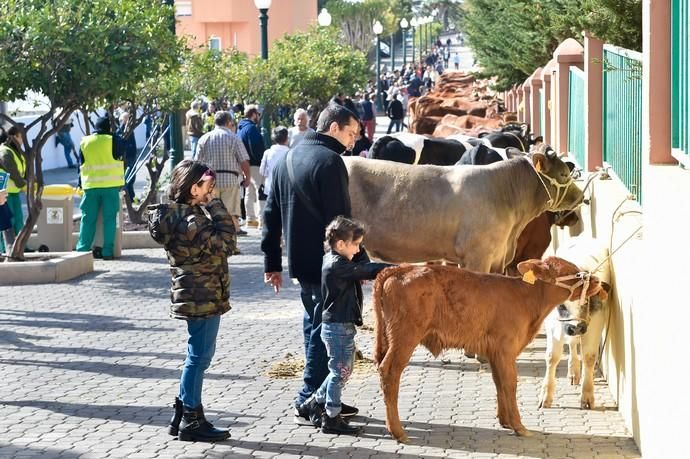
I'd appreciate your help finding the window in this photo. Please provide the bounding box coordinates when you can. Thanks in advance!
[209,37,221,52]
[175,1,192,17]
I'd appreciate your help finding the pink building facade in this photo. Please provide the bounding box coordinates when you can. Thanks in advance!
[174,0,317,56]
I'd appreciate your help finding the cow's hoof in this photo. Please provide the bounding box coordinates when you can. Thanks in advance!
[538,398,552,409]
[396,434,410,444]
[569,374,581,385]
[515,427,533,437]
[441,358,451,364]
[580,397,595,410]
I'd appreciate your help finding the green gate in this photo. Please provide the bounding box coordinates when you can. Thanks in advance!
[672,0,690,160]
[568,67,585,168]
[602,45,643,202]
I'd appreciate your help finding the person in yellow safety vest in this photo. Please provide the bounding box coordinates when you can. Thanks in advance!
[76,116,125,260]
[0,124,27,254]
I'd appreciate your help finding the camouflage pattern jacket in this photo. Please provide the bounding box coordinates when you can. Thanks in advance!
[148,199,237,320]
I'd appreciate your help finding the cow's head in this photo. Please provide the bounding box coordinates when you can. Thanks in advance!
[557,281,611,336]
[517,256,603,305]
[531,145,584,211]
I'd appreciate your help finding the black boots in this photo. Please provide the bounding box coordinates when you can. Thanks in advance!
[176,405,230,442]
[321,413,361,435]
[301,396,325,427]
[168,397,183,436]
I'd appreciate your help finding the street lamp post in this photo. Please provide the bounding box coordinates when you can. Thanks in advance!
[421,17,427,61]
[254,0,272,146]
[390,33,395,72]
[431,9,438,50]
[163,0,184,168]
[400,18,408,69]
[373,20,384,113]
[421,17,427,59]
[410,17,417,67]
[426,17,430,53]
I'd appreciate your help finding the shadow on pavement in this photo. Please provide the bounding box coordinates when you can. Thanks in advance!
[0,400,255,429]
[0,309,173,333]
[0,334,183,360]
[0,444,81,459]
[0,359,254,381]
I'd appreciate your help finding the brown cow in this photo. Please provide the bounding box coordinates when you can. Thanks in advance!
[506,210,581,275]
[372,257,604,442]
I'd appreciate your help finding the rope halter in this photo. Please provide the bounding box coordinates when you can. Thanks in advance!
[533,168,577,210]
[552,271,594,325]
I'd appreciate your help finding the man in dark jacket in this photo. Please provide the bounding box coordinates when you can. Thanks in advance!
[261,103,361,425]
[237,105,266,228]
[386,92,405,134]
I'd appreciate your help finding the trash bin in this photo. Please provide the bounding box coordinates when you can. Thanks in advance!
[36,184,77,252]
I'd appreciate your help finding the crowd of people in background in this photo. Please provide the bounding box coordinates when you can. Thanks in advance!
[0,33,462,259]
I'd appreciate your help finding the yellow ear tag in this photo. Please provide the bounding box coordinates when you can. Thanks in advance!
[522,269,537,284]
[535,161,542,172]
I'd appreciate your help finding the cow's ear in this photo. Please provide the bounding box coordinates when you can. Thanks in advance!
[532,152,550,173]
[596,288,609,301]
[597,281,612,301]
[517,259,541,275]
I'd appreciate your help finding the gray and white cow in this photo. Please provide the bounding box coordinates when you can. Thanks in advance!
[539,237,612,410]
[343,147,584,273]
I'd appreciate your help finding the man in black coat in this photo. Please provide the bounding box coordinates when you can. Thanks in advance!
[261,103,361,425]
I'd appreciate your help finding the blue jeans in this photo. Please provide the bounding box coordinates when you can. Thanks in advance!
[386,119,403,134]
[56,133,76,167]
[315,322,357,418]
[179,315,221,409]
[190,136,200,159]
[297,281,329,407]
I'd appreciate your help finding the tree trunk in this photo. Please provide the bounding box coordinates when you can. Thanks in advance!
[123,149,169,225]
[9,145,43,261]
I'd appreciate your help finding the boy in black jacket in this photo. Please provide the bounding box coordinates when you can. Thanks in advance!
[303,216,391,435]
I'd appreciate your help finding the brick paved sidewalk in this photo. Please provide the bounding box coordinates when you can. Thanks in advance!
[0,230,641,458]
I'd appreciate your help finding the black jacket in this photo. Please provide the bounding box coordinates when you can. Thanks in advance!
[387,99,404,120]
[261,131,352,283]
[321,250,391,325]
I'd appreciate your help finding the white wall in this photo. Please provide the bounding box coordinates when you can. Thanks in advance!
[14,113,147,171]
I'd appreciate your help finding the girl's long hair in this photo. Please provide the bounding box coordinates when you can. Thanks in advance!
[168,159,213,204]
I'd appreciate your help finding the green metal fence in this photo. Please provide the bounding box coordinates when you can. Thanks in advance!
[602,45,643,202]
[672,0,690,160]
[568,67,585,168]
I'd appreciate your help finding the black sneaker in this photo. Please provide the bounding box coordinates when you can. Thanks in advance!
[294,397,324,427]
[340,403,359,418]
[321,414,361,435]
[92,247,103,259]
[293,403,311,426]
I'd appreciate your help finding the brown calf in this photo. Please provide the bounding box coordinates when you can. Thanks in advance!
[372,257,604,443]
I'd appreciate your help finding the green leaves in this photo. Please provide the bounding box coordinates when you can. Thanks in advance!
[463,0,641,90]
[0,0,183,109]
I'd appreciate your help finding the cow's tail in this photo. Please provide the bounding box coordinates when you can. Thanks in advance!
[372,265,416,367]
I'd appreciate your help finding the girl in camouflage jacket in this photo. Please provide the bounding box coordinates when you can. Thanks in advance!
[148,159,237,442]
